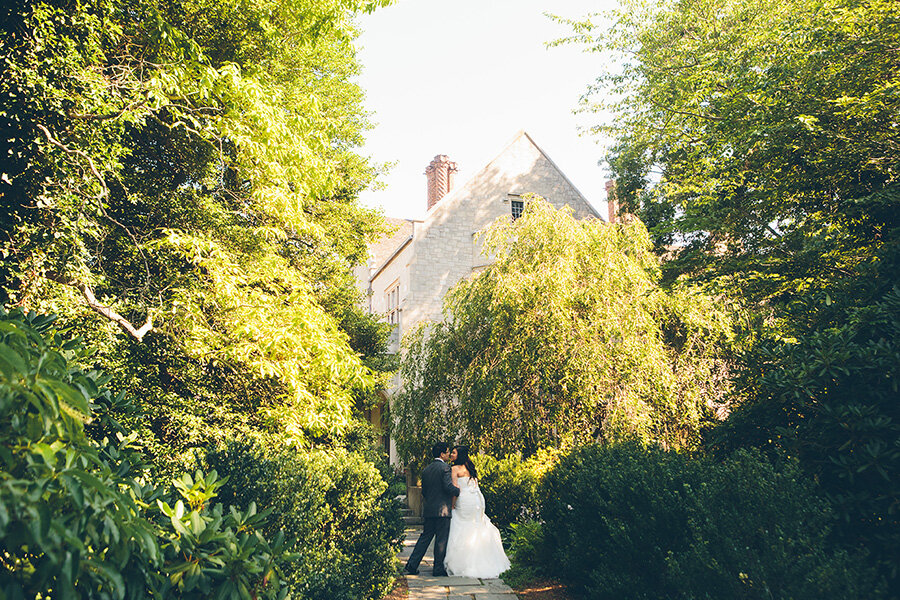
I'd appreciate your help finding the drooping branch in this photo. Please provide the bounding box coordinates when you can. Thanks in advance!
[35,124,109,200]
[48,272,153,342]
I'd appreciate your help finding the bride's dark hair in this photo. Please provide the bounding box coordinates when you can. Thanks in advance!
[453,445,477,480]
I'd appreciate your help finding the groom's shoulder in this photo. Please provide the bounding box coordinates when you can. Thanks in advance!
[424,459,444,472]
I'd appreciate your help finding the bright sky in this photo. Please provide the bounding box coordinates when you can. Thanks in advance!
[354,0,617,220]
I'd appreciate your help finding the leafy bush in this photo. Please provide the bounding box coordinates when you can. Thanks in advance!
[709,287,900,593]
[0,310,158,598]
[542,442,696,599]
[474,449,559,532]
[0,309,292,599]
[500,520,549,589]
[205,440,404,600]
[540,442,882,600]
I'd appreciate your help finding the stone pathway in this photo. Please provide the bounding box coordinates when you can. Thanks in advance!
[398,527,519,600]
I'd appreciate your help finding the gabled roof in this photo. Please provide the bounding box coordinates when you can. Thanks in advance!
[424,130,603,221]
[363,131,601,281]
[517,131,603,221]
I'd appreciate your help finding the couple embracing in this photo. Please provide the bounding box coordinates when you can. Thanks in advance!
[404,442,511,579]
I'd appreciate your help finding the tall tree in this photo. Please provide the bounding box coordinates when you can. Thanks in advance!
[553,0,899,320]
[554,0,900,588]
[0,0,393,463]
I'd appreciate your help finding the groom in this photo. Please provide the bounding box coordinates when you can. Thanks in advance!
[404,441,460,576]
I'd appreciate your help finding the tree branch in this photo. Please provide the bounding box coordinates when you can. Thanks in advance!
[48,272,153,342]
[36,124,108,200]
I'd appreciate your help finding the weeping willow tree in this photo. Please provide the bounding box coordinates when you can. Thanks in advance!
[393,199,740,466]
[0,0,394,464]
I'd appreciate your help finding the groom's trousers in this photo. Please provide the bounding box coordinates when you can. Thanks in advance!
[405,516,451,576]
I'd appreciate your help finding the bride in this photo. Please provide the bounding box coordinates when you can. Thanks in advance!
[443,446,511,579]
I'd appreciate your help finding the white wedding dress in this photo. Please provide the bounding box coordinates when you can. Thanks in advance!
[443,476,511,579]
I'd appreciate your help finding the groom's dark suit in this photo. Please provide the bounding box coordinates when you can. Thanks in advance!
[405,458,460,576]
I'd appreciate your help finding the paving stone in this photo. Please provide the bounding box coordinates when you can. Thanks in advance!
[401,527,518,600]
[449,583,513,594]
[406,576,448,587]
[415,588,456,599]
[414,591,450,600]
[441,578,483,587]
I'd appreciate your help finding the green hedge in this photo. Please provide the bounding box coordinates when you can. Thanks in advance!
[205,440,404,600]
[540,442,883,600]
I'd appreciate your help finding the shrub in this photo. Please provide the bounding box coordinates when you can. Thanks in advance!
[0,309,292,599]
[542,442,696,600]
[474,449,559,532]
[500,519,549,588]
[206,440,404,600]
[540,442,882,600]
[708,287,900,593]
[670,451,880,600]
[0,310,159,598]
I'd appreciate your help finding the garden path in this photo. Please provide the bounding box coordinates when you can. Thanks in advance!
[399,527,519,600]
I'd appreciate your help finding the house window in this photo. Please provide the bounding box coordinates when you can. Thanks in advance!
[511,199,524,220]
[386,283,400,327]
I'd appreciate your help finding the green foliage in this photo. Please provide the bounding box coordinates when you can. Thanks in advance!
[0,309,155,598]
[153,470,293,600]
[393,199,738,465]
[540,442,882,600]
[557,1,900,593]
[554,0,900,311]
[0,0,396,465]
[499,520,549,589]
[708,287,900,592]
[473,450,558,532]
[205,440,405,600]
[0,308,293,599]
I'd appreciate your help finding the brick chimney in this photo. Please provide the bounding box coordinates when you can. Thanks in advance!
[605,179,618,223]
[425,155,458,211]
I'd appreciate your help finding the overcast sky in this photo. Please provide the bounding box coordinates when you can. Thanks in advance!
[354,0,617,220]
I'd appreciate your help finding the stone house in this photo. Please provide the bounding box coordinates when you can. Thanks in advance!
[354,131,604,464]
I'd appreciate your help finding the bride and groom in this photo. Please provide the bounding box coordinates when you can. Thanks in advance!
[404,442,511,579]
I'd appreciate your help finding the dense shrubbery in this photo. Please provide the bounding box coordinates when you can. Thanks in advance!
[537,442,883,600]
[0,309,292,599]
[708,288,900,592]
[0,309,402,599]
[205,441,404,600]
[500,520,550,589]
